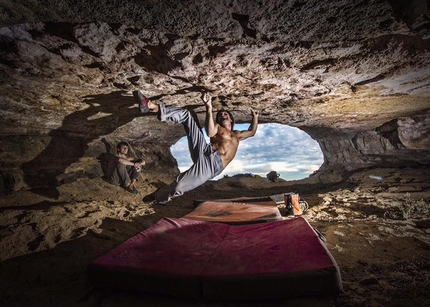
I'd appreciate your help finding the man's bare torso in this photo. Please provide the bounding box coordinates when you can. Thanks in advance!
[210,125,239,167]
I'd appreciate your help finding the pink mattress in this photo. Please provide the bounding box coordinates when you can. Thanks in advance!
[88,217,342,300]
[184,198,282,224]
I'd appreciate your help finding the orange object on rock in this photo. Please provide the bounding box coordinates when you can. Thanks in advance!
[284,193,303,216]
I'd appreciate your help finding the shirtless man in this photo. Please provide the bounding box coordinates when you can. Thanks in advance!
[134,90,258,204]
[107,141,145,194]
[205,95,259,168]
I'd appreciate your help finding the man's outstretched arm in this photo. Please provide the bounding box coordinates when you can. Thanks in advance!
[237,109,259,141]
[203,92,218,137]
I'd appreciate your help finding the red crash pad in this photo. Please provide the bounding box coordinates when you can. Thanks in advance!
[184,197,282,224]
[88,217,342,300]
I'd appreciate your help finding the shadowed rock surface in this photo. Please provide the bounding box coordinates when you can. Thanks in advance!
[0,1,430,307]
[0,0,429,192]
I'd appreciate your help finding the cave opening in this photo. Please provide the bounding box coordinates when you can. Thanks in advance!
[171,123,324,180]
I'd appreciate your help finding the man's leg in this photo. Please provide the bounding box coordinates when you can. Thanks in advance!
[135,92,207,162]
[159,104,207,163]
[127,167,141,189]
[128,167,141,182]
[110,163,131,187]
[152,105,213,203]
[154,150,223,203]
[137,93,217,203]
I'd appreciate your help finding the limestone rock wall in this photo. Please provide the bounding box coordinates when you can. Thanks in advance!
[2,0,430,40]
[0,0,429,193]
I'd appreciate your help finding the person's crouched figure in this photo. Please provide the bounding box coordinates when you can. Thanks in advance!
[107,141,145,194]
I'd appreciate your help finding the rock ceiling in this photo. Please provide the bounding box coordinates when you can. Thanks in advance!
[0,0,429,193]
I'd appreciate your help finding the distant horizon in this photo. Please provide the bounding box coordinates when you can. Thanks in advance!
[171,123,324,181]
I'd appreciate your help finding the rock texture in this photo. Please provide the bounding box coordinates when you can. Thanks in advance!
[1,2,430,307]
[0,0,429,193]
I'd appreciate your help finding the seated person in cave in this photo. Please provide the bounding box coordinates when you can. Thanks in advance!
[107,141,145,194]
[133,90,259,205]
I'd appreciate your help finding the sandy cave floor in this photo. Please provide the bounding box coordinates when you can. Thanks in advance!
[0,166,430,307]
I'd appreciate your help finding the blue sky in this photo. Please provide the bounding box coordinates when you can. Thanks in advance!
[170,123,324,180]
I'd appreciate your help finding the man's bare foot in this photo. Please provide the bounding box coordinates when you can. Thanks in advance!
[147,100,158,113]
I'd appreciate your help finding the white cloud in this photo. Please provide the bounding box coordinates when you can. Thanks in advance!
[170,123,324,180]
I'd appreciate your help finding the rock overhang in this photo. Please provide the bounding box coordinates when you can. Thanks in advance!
[0,0,429,192]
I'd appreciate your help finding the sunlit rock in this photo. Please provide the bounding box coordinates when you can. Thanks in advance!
[0,0,429,193]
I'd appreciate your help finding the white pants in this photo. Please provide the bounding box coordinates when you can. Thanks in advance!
[155,105,224,203]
